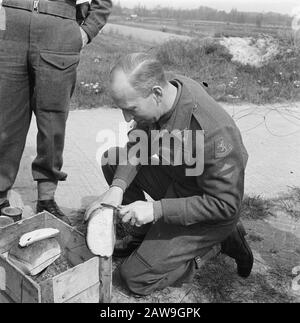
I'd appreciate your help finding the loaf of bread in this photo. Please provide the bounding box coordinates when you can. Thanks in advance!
[8,238,61,276]
[86,208,115,257]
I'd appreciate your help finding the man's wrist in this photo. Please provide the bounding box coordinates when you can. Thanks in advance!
[153,201,163,223]
[111,179,127,193]
[76,0,90,4]
[80,27,89,47]
[109,185,124,194]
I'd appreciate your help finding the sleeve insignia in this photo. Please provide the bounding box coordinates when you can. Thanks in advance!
[215,137,233,159]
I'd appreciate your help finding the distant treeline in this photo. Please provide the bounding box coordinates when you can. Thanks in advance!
[112,3,292,27]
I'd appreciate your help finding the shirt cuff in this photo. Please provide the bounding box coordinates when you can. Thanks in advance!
[80,24,97,43]
[76,0,91,4]
[153,201,163,223]
[111,178,127,192]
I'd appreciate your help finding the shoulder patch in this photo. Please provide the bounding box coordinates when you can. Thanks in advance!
[215,137,233,159]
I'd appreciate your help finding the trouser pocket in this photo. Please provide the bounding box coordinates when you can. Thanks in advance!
[36,50,80,112]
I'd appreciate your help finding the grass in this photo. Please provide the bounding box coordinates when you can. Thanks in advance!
[271,187,300,221]
[192,256,296,303]
[72,31,300,109]
[70,32,151,110]
[155,38,300,104]
[240,187,300,221]
[191,188,300,303]
[240,195,273,220]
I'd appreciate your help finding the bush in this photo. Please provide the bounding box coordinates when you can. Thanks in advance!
[155,37,300,104]
[156,38,232,68]
[73,33,300,109]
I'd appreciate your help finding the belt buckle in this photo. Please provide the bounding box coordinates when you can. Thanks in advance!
[33,0,39,13]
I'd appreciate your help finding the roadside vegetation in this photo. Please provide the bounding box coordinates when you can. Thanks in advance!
[241,187,300,221]
[72,28,299,110]
[156,37,300,104]
[71,32,151,109]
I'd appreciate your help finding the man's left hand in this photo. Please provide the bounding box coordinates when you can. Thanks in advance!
[80,27,89,48]
[119,201,154,227]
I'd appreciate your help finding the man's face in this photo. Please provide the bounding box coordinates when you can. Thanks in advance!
[110,70,162,124]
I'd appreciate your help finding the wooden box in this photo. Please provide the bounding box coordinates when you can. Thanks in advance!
[0,211,110,303]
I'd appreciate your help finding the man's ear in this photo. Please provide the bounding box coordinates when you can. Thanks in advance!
[152,86,163,104]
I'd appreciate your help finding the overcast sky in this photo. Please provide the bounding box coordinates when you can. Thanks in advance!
[115,0,300,15]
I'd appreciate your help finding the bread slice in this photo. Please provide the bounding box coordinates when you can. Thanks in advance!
[86,208,115,257]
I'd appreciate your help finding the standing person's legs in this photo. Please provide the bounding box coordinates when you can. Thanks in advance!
[0,7,31,208]
[29,3,82,222]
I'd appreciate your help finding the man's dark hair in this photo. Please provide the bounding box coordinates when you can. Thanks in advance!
[111,53,168,97]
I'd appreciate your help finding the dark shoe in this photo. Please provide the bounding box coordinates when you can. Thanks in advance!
[37,199,71,226]
[113,235,143,258]
[0,200,10,214]
[221,222,254,278]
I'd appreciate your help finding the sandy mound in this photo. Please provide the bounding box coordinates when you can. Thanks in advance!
[220,36,279,68]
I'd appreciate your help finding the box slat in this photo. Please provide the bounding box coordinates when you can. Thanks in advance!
[0,291,14,303]
[52,256,99,303]
[40,279,54,303]
[22,277,41,303]
[99,257,113,303]
[64,283,100,303]
[0,255,40,303]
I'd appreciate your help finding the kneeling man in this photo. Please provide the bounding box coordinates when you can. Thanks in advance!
[86,53,253,296]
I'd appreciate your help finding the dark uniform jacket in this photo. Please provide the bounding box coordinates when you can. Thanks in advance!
[112,75,248,227]
[76,0,112,41]
[2,0,112,42]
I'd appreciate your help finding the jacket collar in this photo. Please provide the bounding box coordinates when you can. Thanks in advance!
[158,79,194,132]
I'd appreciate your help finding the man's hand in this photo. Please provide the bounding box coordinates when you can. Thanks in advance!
[84,186,123,222]
[119,201,154,227]
[80,27,89,49]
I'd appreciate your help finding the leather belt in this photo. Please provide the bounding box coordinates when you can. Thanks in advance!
[2,0,76,20]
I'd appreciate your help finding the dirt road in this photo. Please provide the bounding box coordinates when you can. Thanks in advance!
[14,103,300,208]
[103,23,192,44]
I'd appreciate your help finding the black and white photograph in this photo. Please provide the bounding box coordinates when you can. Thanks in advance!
[0,0,299,307]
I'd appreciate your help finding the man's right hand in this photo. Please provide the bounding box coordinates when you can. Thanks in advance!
[80,27,89,49]
[84,186,124,222]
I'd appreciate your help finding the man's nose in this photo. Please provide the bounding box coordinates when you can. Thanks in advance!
[122,110,134,122]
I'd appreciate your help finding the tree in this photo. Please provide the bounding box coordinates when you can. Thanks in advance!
[256,14,263,28]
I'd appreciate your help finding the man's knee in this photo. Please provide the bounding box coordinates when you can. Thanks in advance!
[119,252,164,296]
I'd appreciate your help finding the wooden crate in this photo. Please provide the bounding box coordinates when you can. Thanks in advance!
[0,211,112,303]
